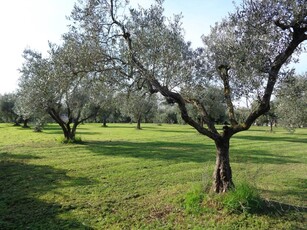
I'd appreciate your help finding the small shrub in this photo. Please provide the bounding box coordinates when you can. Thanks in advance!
[57,136,83,144]
[183,184,205,214]
[222,181,264,213]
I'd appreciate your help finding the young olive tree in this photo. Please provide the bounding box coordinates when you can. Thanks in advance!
[18,33,112,142]
[71,0,307,192]
[121,90,157,129]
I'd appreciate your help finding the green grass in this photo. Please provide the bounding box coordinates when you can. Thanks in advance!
[0,123,306,229]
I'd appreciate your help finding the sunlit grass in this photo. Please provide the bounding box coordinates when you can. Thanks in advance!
[0,123,306,229]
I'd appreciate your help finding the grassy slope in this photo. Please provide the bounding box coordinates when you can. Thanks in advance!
[0,123,306,229]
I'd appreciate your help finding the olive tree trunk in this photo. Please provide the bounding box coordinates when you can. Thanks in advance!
[61,123,76,142]
[212,138,234,193]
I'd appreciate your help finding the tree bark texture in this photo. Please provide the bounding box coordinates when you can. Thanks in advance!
[212,138,234,193]
[62,124,76,142]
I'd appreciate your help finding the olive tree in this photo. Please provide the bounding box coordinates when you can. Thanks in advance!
[18,32,112,142]
[121,90,157,129]
[70,0,307,192]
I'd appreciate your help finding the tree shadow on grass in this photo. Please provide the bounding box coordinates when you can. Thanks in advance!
[262,178,307,205]
[232,134,307,144]
[85,140,301,165]
[42,124,102,136]
[0,153,93,230]
[259,190,307,229]
[85,140,216,163]
[231,148,300,164]
[148,128,197,134]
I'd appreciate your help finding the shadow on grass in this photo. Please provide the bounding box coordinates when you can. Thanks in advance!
[43,124,102,136]
[259,198,307,228]
[264,200,307,226]
[0,153,93,230]
[85,140,301,165]
[149,128,197,134]
[233,134,307,144]
[85,140,215,163]
[262,178,307,205]
[231,149,300,164]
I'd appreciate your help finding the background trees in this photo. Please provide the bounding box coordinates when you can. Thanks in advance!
[120,90,158,129]
[276,73,307,131]
[0,93,19,125]
[18,33,111,142]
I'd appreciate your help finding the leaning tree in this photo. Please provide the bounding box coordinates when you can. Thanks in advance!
[71,0,307,192]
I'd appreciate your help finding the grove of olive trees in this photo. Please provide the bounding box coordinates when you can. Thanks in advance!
[17,0,307,193]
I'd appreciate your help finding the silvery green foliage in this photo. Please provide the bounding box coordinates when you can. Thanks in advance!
[276,72,307,131]
[203,0,307,100]
[13,94,32,123]
[69,0,307,139]
[18,50,55,114]
[0,93,19,123]
[18,32,110,128]
[122,90,157,123]
[70,0,194,91]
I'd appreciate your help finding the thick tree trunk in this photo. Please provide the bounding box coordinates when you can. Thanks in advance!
[212,138,234,193]
[63,129,76,142]
[62,123,76,142]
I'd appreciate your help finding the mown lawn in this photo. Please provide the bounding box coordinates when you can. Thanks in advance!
[0,123,306,229]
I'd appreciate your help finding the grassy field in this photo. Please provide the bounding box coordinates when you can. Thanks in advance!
[0,123,306,229]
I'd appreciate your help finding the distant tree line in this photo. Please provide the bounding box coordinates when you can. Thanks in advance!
[2,71,307,132]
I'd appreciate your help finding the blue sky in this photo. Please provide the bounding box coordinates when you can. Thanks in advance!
[0,0,306,94]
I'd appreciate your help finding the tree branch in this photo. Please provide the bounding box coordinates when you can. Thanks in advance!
[108,0,220,140]
[240,26,307,133]
[218,65,238,126]
[185,98,218,134]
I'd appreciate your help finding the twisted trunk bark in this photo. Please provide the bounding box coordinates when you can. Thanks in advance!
[62,123,76,142]
[212,138,234,193]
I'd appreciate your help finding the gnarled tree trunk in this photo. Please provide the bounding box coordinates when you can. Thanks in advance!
[62,123,76,142]
[212,138,234,193]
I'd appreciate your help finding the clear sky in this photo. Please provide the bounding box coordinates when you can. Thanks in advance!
[0,0,306,94]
